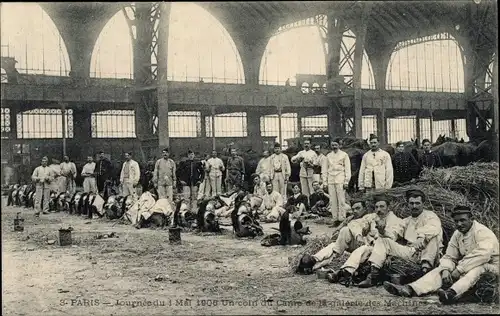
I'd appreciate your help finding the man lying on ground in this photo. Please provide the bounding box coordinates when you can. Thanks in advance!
[383,205,499,304]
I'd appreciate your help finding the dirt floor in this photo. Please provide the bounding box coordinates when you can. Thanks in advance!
[2,198,499,315]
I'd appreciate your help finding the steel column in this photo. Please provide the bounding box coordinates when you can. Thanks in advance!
[352,5,371,138]
[157,2,171,149]
[326,14,345,138]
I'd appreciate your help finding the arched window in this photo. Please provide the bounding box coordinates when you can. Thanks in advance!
[259,19,375,88]
[386,32,464,92]
[0,3,70,76]
[90,3,245,83]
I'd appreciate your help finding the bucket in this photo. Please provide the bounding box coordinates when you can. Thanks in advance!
[14,212,24,232]
[59,229,72,246]
[168,227,182,245]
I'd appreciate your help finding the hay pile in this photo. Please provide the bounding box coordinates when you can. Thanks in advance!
[419,163,499,236]
[288,235,359,274]
[352,183,468,245]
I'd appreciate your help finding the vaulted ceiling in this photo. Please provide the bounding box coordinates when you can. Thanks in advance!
[37,1,497,78]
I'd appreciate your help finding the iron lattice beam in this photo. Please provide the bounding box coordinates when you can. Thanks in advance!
[122,2,161,138]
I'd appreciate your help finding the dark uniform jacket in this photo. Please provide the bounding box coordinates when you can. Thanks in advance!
[177,159,204,187]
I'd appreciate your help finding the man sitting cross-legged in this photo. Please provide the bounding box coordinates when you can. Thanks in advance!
[383,205,499,304]
[356,189,443,288]
[297,199,376,274]
[309,181,330,217]
[260,182,286,222]
[328,195,405,285]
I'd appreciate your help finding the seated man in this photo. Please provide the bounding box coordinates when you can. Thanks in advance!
[309,181,330,217]
[298,199,376,273]
[208,196,232,218]
[383,205,499,304]
[357,189,443,288]
[285,183,309,219]
[252,174,267,198]
[328,195,404,284]
[260,182,286,222]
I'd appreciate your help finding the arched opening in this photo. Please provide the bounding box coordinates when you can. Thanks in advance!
[0,3,71,76]
[386,32,464,92]
[259,18,375,88]
[90,3,245,83]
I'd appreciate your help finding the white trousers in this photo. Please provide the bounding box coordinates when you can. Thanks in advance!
[197,179,211,199]
[299,176,314,197]
[35,185,50,213]
[261,206,286,222]
[209,175,222,197]
[328,183,347,222]
[341,245,374,274]
[272,172,287,199]
[157,185,173,201]
[313,226,357,269]
[410,262,499,297]
[83,177,97,194]
[368,237,441,269]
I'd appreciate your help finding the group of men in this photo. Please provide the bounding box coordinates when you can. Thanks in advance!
[28,135,445,220]
[298,189,499,305]
[252,136,443,226]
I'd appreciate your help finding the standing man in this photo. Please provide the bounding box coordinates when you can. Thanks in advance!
[269,143,291,200]
[81,156,97,194]
[31,156,57,216]
[225,148,245,192]
[392,141,419,186]
[60,155,77,195]
[96,151,112,194]
[178,150,204,210]
[207,150,225,197]
[120,152,141,197]
[358,136,394,192]
[291,139,317,198]
[313,144,327,184]
[197,153,212,199]
[152,149,176,201]
[322,139,351,224]
[419,139,443,169]
[49,158,62,193]
[255,150,272,181]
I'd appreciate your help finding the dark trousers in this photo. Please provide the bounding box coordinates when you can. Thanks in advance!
[97,175,109,193]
